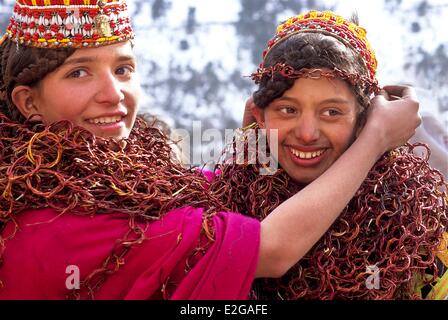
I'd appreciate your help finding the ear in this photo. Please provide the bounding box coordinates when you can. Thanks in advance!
[11,85,41,120]
[251,103,266,129]
[242,96,256,127]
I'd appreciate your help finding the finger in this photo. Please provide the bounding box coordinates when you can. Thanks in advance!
[400,86,418,101]
[382,85,418,101]
[379,88,390,100]
[382,85,405,97]
[371,89,388,103]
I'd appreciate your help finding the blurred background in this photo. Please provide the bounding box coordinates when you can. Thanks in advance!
[1,0,447,173]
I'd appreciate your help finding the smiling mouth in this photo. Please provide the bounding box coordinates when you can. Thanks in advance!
[289,147,326,160]
[86,115,124,125]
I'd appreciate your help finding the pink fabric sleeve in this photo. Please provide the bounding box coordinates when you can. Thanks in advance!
[171,209,260,299]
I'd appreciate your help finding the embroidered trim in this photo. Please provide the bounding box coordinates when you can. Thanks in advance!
[260,10,378,85]
[3,0,133,48]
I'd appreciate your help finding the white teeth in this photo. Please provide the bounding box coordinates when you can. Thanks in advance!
[292,149,299,157]
[290,148,325,159]
[87,116,123,125]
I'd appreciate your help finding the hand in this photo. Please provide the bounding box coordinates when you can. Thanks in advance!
[364,85,421,154]
[242,96,257,127]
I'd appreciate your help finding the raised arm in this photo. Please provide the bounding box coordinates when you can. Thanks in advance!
[256,86,421,278]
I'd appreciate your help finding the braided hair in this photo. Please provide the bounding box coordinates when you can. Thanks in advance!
[0,38,75,122]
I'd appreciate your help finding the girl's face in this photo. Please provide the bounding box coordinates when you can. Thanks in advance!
[23,41,140,139]
[255,74,359,184]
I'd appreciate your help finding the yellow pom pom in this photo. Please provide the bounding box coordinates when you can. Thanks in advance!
[323,11,333,20]
[309,11,318,18]
[337,16,346,24]
[356,27,367,39]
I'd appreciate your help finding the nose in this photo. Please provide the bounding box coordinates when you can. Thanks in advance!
[294,113,320,144]
[94,72,125,105]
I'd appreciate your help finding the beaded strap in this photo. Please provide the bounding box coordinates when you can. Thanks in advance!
[251,63,380,94]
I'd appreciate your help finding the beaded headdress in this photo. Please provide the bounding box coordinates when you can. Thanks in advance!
[252,10,380,94]
[0,0,134,48]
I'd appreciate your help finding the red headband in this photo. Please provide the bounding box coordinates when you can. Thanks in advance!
[251,64,380,94]
[1,0,134,48]
[252,10,379,93]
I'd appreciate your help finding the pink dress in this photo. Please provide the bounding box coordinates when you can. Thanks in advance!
[0,206,260,300]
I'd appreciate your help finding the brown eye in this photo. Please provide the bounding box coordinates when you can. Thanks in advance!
[323,109,341,116]
[68,69,88,78]
[279,106,296,114]
[115,66,134,76]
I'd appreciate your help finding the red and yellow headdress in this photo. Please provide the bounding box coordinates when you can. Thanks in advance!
[0,0,134,48]
[252,10,380,94]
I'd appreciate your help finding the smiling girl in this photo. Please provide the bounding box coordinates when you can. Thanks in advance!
[254,73,360,184]
[211,11,448,299]
[11,42,139,139]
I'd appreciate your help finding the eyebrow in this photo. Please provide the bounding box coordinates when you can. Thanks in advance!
[63,55,136,65]
[279,96,351,105]
[319,98,351,105]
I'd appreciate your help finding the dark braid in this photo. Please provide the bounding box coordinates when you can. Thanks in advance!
[0,38,75,122]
